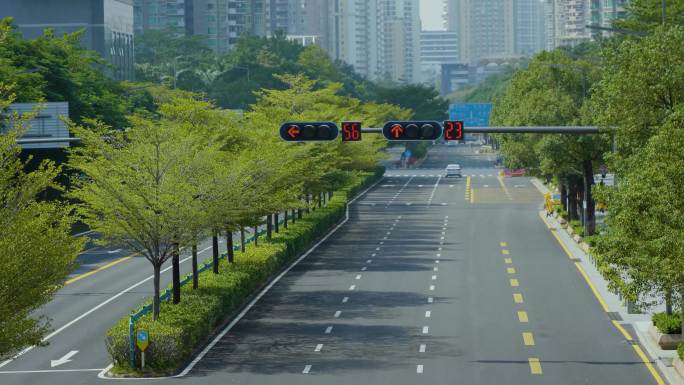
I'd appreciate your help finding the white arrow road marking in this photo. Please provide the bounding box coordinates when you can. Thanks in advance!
[51,351,78,368]
[107,249,122,254]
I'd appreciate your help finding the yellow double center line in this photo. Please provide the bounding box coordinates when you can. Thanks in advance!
[465,176,474,203]
[65,253,136,285]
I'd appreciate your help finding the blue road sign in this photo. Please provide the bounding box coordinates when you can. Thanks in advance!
[449,103,493,127]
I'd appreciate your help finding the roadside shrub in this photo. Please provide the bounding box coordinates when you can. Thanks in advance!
[105,170,381,375]
[569,220,584,236]
[653,312,682,335]
[678,342,684,359]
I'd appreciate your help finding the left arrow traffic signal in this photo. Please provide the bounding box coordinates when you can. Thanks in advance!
[280,122,340,142]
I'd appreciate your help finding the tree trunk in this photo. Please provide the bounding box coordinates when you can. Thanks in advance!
[172,243,180,304]
[583,159,596,236]
[560,179,568,211]
[680,297,684,339]
[284,210,288,228]
[318,192,323,208]
[254,226,259,246]
[275,212,279,233]
[266,214,273,239]
[666,289,673,315]
[153,264,161,320]
[240,226,246,252]
[298,207,302,219]
[212,231,219,274]
[305,195,310,213]
[192,243,198,289]
[226,228,234,263]
[568,182,579,221]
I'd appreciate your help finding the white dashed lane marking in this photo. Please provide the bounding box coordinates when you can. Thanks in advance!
[314,344,323,352]
[349,285,356,290]
[303,365,312,374]
[342,297,349,303]
[417,365,424,374]
[425,311,431,318]
[334,310,341,318]
[422,326,429,334]
[419,344,426,353]
[325,326,333,334]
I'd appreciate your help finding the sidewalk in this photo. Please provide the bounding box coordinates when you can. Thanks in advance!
[531,179,678,385]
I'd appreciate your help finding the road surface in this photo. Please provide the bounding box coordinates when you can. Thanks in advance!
[0,144,661,385]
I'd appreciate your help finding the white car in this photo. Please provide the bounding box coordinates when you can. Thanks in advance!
[447,141,457,147]
[445,164,462,178]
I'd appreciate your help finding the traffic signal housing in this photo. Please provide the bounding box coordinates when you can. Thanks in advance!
[382,121,442,141]
[443,121,464,142]
[280,122,339,142]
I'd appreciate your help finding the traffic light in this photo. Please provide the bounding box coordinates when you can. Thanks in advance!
[280,122,339,142]
[382,121,442,141]
[341,122,362,142]
[443,121,464,142]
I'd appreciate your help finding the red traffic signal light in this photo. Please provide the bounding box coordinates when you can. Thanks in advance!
[443,121,464,141]
[280,122,339,142]
[382,121,442,141]
[341,122,362,142]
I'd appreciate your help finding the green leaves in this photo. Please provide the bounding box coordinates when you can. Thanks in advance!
[0,89,83,359]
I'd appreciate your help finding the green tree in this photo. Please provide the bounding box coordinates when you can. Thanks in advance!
[595,107,684,325]
[615,0,684,32]
[0,83,83,358]
[372,83,449,120]
[68,107,221,319]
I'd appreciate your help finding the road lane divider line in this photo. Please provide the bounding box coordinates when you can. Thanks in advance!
[612,320,633,341]
[416,364,424,374]
[65,253,135,285]
[334,311,341,318]
[427,297,433,303]
[574,263,610,312]
[513,293,524,303]
[429,285,435,291]
[5,244,212,368]
[314,344,323,352]
[518,311,529,323]
[165,176,385,378]
[528,358,542,374]
[342,297,349,303]
[425,311,431,318]
[422,326,429,334]
[349,285,356,291]
[522,332,535,346]
[497,176,514,200]
[419,344,426,353]
[470,188,475,204]
[539,209,667,385]
[355,274,362,280]
[504,258,512,264]
[507,267,516,274]
[632,345,666,385]
[325,326,333,334]
[510,279,519,287]
[303,365,312,374]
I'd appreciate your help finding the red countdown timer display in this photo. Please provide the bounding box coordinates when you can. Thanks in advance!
[341,122,362,142]
[443,120,464,141]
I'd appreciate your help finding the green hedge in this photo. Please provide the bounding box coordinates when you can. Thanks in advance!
[678,342,684,359]
[104,168,382,375]
[652,312,681,335]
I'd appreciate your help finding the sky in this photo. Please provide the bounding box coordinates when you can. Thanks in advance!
[420,0,444,31]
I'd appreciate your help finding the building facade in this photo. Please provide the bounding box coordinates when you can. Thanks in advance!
[331,0,420,83]
[514,0,545,56]
[420,31,458,85]
[1,0,135,80]
[444,0,516,64]
[134,0,188,35]
[544,0,593,50]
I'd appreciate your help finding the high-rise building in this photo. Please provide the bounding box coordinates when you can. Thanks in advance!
[420,31,459,84]
[0,0,135,80]
[514,0,545,56]
[591,0,628,36]
[331,0,420,83]
[544,0,592,49]
[187,0,250,52]
[444,0,516,64]
[134,0,188,35]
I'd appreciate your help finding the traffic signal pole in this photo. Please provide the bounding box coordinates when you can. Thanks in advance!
[358,126,600,135]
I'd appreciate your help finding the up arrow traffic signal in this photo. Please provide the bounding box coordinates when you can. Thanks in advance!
[280,122,339,142]
[390,124,404,139]
[382,121,442,141]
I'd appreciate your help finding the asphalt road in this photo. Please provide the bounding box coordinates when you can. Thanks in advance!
[0,144,662,385]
